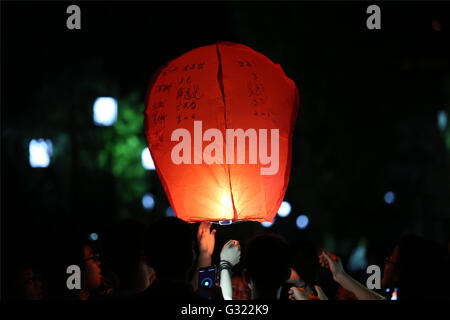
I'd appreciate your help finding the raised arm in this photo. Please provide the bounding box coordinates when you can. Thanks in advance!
[319,251,385,300]
[192,222,216,291]
[219,240,241,300]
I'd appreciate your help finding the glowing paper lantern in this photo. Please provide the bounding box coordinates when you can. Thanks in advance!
[144,42,299,223]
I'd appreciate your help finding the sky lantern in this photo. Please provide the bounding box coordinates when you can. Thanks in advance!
[144,42,299,223]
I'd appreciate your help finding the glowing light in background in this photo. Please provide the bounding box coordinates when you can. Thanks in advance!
[384,191,395,204]
[89,233,98,241]
[261,218,275,228]
[29,139,53,168]
[296,215,309,230]
[438,110,447,132]
[142,193,155,211]
[166,206,176,217]
[93,97,118,126]
[348,240,368,272]
[141,148,155,170]
[277,201,291,217]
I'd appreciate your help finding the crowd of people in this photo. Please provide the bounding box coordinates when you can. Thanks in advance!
[6,217,450,300]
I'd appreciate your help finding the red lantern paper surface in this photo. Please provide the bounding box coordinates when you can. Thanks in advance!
[144,42,299,223]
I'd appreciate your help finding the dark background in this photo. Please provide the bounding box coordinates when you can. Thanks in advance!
[2,1,450,295]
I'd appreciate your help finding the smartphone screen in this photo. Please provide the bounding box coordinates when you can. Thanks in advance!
[199,267,216,288]
[198,266,216,299]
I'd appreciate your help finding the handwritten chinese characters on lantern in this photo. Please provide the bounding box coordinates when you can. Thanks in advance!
[144,42,299,223]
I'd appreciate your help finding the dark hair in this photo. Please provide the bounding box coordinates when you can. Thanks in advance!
[4,226,46,299]
[5,256,42,300]
[244,234,291,293]
[101,219,146,278]
[144,217,194,279]
[291,240,320,287]
[394,234,450,300]
[45,232,94,299]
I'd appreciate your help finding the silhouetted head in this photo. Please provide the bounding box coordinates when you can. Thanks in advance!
[8,263,44,300]
[101,219,146,279]
[243,233,291,297]
[5,226,47,300]
[144,217,194,281]
[382,234,450,299]
[291,240,320,287]
[46,232,102,300]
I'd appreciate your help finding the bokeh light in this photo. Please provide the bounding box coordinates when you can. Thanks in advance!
[166,206,176,217]
[93,97,118,126]
[142,193,155,210]
[141,148,156,170]
[277,201,292,217]
[261,218,275,228]
[384,191,395,204]
[29,139,53,168]
[438,110,447,132]
[296,215,309,229]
